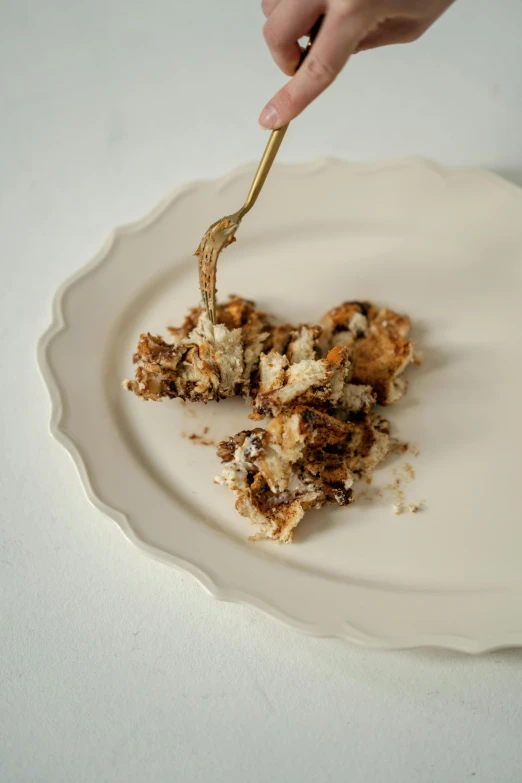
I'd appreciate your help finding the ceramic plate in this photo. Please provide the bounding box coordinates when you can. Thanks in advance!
[38,158,522,651]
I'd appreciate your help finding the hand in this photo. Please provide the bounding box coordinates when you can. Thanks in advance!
[259,0,454,128]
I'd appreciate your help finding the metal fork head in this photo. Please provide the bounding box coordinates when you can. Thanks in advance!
[195,209,243,324]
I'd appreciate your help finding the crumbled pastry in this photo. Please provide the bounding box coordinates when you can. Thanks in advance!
[216,405,391,542]
[334,383,376,417]
[268,323,294,356]
[343,413,391,477]
[170,295,273,395]
[125,296,272,402]
[124,312,244,402]
[320,301,372,350]
[285,325,322,364]
[126,297,331,404]
[168,294,270,343]
[321,302,415,405]
[250,345,350,420]
[216,410,344,542]
[248,322,322,394]
[216,428,317,543]
[125,295,418,542]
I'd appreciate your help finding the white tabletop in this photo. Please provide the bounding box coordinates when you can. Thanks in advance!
[2,1,522,781]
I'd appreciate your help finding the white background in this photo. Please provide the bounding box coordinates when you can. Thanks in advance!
[2,0,522,781]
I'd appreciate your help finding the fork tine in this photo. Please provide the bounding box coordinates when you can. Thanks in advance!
[197,214,240,325]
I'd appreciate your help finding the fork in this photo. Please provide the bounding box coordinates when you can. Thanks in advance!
[196,17,323,324]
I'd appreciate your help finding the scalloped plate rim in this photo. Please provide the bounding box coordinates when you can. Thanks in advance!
[37,156,522,653]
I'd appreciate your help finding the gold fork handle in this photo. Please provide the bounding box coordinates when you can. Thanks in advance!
[241,125,289,216]
[240,16,323,218]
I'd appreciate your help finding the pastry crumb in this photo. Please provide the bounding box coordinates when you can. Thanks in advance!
[403,463,415,481]
[407,501,424,514]
[187,427,215,446]
[389,438,409,456]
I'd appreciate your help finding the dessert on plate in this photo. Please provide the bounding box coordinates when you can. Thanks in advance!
[124,296,417,542]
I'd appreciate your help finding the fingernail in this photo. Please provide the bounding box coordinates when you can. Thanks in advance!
[259,104,279,129]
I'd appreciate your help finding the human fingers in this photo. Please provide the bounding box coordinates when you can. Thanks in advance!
[259,8,363,128]
[355,15,425,52]
[263,0,324,76]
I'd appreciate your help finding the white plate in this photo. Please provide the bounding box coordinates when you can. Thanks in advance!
[38,158,522,652]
